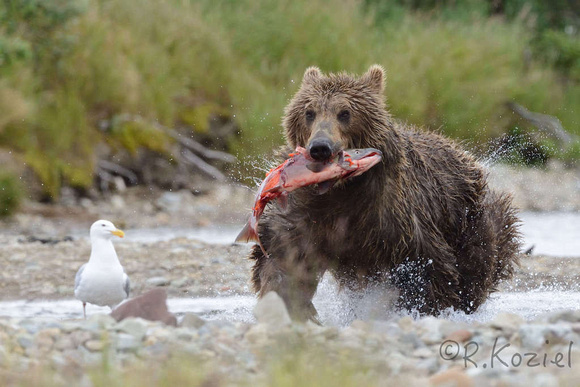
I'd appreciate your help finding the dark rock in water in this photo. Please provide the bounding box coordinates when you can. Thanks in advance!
[111,288,177,326]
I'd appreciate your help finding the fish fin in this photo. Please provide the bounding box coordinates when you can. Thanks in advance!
[315,179,337,195]
[235,222,259,243]
[277,194,288,210]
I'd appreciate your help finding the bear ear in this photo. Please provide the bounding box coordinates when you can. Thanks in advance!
[362,64,385,93]
[302,66,322,85]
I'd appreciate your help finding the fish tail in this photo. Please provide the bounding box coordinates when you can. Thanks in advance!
[235,221,259,243]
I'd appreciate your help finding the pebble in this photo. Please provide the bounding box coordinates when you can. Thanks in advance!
[490,312,525,332]
[116,333,141,352]
[146,277,171,287]
[429,368,474,387]
[114,318,148,341]
[181,313,206,329]
[253,292,291,328]
[445,329,473,343]
[84,340,105,352]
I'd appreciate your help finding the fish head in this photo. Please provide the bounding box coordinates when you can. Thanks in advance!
[341,148,383,177]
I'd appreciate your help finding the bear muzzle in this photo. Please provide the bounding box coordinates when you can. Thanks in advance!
[307,122,343,162]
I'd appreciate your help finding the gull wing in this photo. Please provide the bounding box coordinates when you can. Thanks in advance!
[74,263,87,291]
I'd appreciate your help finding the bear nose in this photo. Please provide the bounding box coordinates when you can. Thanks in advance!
[308,139,333,161]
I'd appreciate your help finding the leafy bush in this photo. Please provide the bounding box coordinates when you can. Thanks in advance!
[0,0,578,198]
[0,172,21,216]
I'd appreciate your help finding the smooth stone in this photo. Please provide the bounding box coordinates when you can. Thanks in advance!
[429,368,474,387]
[490,312,525,332]
[111,289,177,326]
[181,313,206,329]
[87,314,117,329]
[54,336,76,351]
[116,333,141,351]
[114,318,148,341]
[253,292,291,328]
[146,277,171,287]
[445,329,474,343]
[84,340,105,352]
[16,334,33,349]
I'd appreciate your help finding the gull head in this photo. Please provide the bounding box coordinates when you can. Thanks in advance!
[90,220,125,240]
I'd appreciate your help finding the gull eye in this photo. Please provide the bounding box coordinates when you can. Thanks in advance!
[101,224,106,227]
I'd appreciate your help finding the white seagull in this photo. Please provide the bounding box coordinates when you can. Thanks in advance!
[74,220,130,318]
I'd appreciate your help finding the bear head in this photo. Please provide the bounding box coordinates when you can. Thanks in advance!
[283,65,393,162]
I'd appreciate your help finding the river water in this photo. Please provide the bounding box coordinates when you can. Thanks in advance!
[108,211,580,257]
[1,211,578,324]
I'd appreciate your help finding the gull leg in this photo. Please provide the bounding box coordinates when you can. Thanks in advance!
[83,302,86,319]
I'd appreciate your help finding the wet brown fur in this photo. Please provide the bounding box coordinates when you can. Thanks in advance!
[249,65,521,321]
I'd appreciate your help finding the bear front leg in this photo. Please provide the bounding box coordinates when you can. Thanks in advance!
[250,244,323,322]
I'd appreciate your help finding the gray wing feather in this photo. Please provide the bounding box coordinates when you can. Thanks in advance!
[123,272,130,298]
[74,263,87,291]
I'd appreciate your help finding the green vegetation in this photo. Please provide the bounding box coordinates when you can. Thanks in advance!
[0,0,578,198]
[0,344,391,387]
[0,172,21,216]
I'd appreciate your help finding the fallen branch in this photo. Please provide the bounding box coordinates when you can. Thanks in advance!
[114,114,237,163]
[98,160,139,185]
[180,148,226,182]
[507,102,575,148]
[156,123,237,163]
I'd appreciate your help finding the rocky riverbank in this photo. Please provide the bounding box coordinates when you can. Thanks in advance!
[2,294,580,386]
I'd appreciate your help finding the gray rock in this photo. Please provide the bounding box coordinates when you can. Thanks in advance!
[518,323,575,349]
[369,320,402,336]
[253,292,291,328]
[88,313,117,329]
[181,313,206,329]
[110,194,125,210]
[171,277,189,288]
[417,316,443,344]
[114,318,148,341]
[70,330,93,347]
[519,324,547,349]
[54,335,76,351]
[244,324,270,346]
[490,312,525,332]
[16,334,33,349]
[547,310,580,323]
[116,333,141,351]
[146,277,171,287]
[156,192,186,213]
[531,373,559,387]
[85,340,105,352]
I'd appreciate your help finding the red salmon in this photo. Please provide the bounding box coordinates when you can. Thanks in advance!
[235,146,382,256]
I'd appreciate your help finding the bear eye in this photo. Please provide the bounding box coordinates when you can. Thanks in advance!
[337,110,350,122]
[305,110,316,122]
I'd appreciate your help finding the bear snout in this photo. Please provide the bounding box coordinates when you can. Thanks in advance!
[308,138,334,161]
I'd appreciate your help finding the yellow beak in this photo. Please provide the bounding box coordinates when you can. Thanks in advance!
[110,229,125,238]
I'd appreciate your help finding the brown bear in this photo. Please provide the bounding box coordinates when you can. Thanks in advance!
[249,65,521,321]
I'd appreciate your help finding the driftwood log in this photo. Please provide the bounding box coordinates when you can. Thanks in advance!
[96,114,236,191]
[507,102,575,149]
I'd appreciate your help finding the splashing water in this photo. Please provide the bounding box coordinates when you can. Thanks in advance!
[2,279,579,326]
